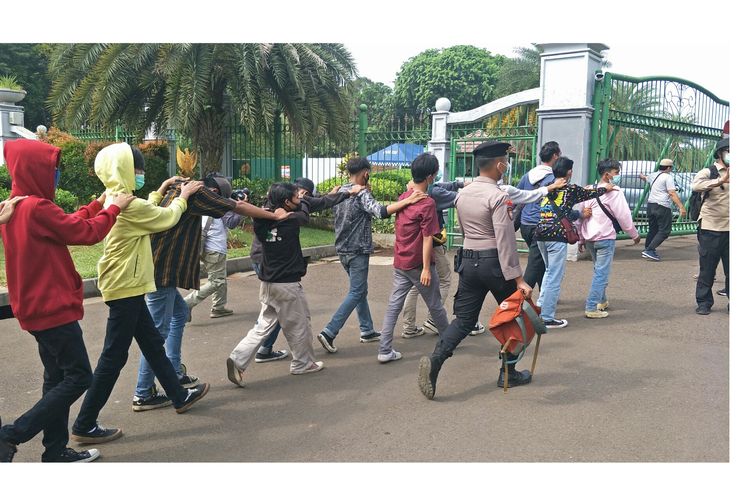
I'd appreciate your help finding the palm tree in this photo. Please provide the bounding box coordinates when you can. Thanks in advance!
[47,43,357,173]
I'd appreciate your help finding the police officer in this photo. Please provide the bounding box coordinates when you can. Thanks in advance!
[417,141,533,400]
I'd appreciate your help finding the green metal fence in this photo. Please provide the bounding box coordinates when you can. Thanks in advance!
[590,72,729,237]
[70,124,140,145]
[445,102,539,249]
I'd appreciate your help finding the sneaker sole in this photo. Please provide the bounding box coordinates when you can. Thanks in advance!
[378,353,403,363]
[254,352,290,363]
[76,449,101,463]
[226,358,245,388]
[132,400,173,412]
[641,252,660,261]
[317,334,338,353]
[468,329,486,336]
[71,428,123,445]
[584,312,609,319]
[545,321,568,329]
[291,362,324,375]
[359,336,380,343]
[401,330,426,339]
[417,356,435,400]
[175,383,210,414]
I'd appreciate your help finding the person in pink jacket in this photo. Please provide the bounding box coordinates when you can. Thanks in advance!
[578,159,640,318]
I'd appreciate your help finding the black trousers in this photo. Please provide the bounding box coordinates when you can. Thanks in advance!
[520,224,545,290]
[73,295,187,433]
[696,229,729,308]
[0,322,92,460]
[432,251,517,365]
[645,203,673,251]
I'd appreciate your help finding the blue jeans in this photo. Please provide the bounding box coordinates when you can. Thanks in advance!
[585,239,615,311]
[323,253,375,339]
[134,286,188,398]
[536,240,568,322]
[252,263,281,352]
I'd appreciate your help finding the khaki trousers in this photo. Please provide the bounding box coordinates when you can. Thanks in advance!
[184,251,228,311]
[230,281,316,373]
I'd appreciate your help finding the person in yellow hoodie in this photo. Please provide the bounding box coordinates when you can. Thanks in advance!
[70,143,209,445]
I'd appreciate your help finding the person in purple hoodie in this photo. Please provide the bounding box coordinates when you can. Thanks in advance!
[577,159,640,319]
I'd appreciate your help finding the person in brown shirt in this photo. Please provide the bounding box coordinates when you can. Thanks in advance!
[417,141,532,400]
[693,137,729,314]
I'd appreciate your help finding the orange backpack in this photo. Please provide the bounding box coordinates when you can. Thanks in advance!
[488,290,546,356]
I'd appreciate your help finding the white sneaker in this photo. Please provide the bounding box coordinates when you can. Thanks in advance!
[421,319,439,335]
[377,350,403,363]
[291,361,324,375]
[468,321,486,336]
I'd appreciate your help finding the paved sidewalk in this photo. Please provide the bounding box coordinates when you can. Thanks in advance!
[0,237,728,462]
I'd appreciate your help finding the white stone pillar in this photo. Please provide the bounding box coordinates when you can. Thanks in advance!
[0,90,28,165]
[535,43,608,261]
[428,97,451,179]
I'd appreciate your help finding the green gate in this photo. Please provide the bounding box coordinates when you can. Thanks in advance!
[590,72,729,237]
[446,102,538,249]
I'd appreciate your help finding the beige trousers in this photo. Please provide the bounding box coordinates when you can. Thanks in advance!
[230,281,317,373]
[184,251,228,311]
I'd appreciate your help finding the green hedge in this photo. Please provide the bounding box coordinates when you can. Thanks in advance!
[0,185,78,213]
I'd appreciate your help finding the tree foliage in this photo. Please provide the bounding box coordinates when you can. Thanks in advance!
[494,46,542,98]
[350,77,394,131]
[393,45,505,121]
[46,43,357,173]
[0,43,54,128]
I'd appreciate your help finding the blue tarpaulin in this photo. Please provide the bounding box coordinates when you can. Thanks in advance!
[366,143,425,166]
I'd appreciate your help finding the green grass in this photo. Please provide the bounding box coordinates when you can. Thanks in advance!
[0,226,335,287]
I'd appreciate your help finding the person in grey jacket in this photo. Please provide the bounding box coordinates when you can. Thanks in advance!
[317,157,425,354]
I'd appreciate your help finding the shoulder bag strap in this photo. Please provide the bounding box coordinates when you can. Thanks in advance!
[595,192,620,228]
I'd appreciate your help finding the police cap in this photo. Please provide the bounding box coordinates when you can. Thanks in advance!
[473,141,512,158]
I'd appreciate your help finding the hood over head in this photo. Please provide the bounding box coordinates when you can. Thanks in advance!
[527,164,553,185]
[4,139,61,200]
[95,142,136,193]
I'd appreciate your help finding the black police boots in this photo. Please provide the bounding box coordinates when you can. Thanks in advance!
[418,355,443,400]
[497,354,532,388]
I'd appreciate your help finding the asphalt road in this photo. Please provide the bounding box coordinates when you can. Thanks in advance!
[0,236,728,462]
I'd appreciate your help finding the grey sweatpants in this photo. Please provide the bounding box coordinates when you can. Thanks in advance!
[401,245,452,332]
[378,264,450,355]
[229,281,317,373]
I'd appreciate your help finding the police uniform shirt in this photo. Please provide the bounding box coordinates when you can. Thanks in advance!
[455,176,523,280]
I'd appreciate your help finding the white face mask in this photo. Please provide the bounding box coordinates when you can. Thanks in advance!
[723,152,730,165]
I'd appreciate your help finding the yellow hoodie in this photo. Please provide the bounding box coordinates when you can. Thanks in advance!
[94,143,187,301]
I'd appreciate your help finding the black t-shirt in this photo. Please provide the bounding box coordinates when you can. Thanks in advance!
[254,199,311,283]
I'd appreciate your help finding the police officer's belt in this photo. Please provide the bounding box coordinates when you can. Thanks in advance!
[460,248,498,258]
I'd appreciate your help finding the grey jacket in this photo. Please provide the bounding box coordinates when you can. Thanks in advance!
[333,183,389,255]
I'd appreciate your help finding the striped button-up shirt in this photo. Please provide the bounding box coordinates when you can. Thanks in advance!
[151,184,236,290]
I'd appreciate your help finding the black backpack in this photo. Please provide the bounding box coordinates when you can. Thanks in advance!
[688,165,720,221]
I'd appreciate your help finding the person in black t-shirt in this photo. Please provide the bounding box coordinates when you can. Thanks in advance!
[226,183,324,386]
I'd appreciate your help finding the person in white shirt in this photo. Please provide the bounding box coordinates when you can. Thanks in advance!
[638,158,686,261]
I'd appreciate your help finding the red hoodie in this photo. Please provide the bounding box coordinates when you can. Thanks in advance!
[1,139,122,332]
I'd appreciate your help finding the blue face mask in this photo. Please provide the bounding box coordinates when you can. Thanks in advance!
[134,174,145,190]
[611,175,621,186]
[54,168,60,190]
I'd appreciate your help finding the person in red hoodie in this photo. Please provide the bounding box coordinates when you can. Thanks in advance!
[0,139,134,463]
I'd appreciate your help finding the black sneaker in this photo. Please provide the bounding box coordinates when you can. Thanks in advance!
[71,424,123,445]
[359,331,381,343]
[179,373,201,389]
[417,356,440,400]
[174,383,210,414]
[132,387,172,412]
[42,447,100,463]
[717,289,728,297]
[255,349,289,363]
[317,332,337,353]
[696,304,711,315]
[544,319,568,329]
